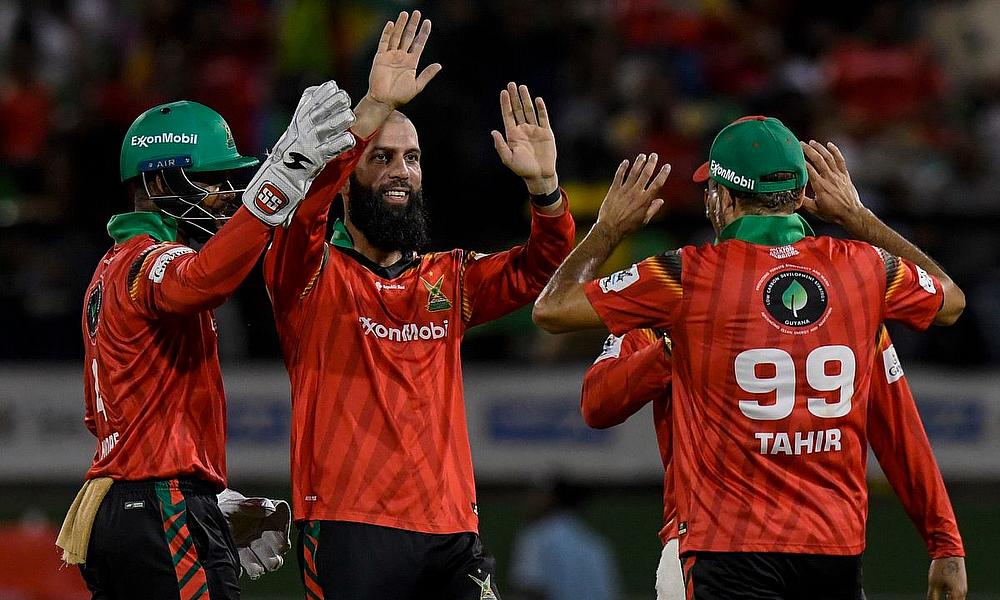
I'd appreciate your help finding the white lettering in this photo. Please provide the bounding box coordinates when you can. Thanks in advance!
[599,264,640,293]
[99,432,119,459]
[755,432,774,453]
[358,317,450,343]
[754,428,843,455]
[148,247,195,283]
[130,132,200,148]
[794,430,815,455]
[824,428,842,452]
[916,266,936,294]
[771,433,792,455]
[882,345,904,384]
[769,245,799,259]
[709,160,755,190]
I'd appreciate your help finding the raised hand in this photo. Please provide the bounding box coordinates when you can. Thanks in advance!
[368,10,442,110]
[243,81,356,226]
[800,140,867,228]
[596,153,671,241]
[491,82,558,195]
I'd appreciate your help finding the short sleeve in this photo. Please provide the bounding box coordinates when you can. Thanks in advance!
[583,249,683,336]
[878,248,943,330]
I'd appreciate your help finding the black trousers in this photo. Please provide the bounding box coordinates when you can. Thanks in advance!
[297,520,501,600]
[79,479,240,600]
[682,551,865,600]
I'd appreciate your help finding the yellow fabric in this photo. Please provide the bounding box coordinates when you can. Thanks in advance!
[55,477,113,564]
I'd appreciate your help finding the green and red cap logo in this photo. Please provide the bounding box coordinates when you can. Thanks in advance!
[692,116,807,193]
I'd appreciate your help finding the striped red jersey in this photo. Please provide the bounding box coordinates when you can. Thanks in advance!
[264,141,576,533]
[584,214,943,555]
[582,325,963,558]
[581,328,674,544]
[82,208,271,489]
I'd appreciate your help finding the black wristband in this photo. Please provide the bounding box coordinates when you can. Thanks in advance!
[530,188,562,208]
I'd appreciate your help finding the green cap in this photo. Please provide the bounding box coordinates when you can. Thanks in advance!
[119,100,259,182]
[692,116,807,193]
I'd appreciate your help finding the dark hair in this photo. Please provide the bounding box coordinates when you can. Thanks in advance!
[729,172,803,214]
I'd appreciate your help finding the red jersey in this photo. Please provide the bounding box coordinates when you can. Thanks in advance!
[583,214,944,555]
[263,140,576,533]
[581,328,675,544]
[581,326,964,558]
[82,208,271,489]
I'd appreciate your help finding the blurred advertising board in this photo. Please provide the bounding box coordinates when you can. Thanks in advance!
[0,365,998,482]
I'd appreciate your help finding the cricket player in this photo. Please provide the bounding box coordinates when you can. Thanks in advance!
[582,326,966,600]
[533,115,965,598]
[60,79,358,598]
[262,11,575,598]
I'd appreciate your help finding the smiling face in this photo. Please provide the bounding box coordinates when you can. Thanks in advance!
[345,112,430,253]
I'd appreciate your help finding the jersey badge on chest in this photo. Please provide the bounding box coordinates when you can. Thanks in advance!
[421,275,452,312]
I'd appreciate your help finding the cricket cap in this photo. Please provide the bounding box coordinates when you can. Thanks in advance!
[692,116,807,193]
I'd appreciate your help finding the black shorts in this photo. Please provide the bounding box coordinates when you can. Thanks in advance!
[296,520,501,600]
[682,551,864,600]
[79,478,240,600]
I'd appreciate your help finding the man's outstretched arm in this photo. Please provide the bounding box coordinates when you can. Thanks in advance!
[460,83,575,326]
[264,10,441,310]
[532,154,670,333]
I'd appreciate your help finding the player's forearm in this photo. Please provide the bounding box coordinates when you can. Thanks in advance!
[522,193,575,282]
[524,173,560,200]
[582,342,669,428]
[462,193,574,326]
[533,221,621,332]
[844,209,964,325]
[264,141,367,307]
[352,94,394,140]
[158,208,271,314]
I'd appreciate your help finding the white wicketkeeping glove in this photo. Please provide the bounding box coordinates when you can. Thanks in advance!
[243,80,357,226]
[217,488,292,580]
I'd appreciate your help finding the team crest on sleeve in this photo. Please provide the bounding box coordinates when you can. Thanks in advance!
[915,266,936,294]
[421,275,452,312]
[86,281,103,340]
[757,266,832,334]
[599,264,639,293]
[595,334,624,363]
[148,247,195,283]
[882,344,904,383]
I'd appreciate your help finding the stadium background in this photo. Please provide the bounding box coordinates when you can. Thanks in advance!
[0,0,998,598]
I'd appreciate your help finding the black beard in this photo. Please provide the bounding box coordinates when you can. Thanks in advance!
[347,175,430,253]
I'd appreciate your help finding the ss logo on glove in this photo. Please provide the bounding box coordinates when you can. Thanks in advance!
[254,182,289,216]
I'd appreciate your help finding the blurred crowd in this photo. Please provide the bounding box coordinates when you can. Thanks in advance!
[1,0,998,365]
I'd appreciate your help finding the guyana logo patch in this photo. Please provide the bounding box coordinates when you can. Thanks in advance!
[421,275,452,312]
[86,281,103,340]
[759,267,831,334]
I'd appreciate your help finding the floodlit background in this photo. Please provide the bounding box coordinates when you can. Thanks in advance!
[1,0,998,598]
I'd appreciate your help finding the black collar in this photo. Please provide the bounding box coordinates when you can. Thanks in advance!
[333,245,421,280]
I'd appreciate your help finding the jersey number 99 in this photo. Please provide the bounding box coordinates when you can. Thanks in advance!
[734,345,856,421]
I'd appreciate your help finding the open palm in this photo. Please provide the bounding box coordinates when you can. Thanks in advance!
[492,82,557,192]
[368,11,442,109]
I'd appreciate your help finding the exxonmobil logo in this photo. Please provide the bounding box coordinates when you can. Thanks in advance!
[358,317,449,342]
